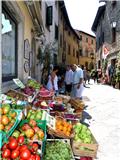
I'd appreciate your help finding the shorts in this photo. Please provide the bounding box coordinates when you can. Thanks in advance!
[65,84,72,93]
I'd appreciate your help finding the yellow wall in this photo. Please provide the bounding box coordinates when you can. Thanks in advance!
[58,10,79,65]
[78,31,96,68]
[17,1,34,44]
[66,31,79,65]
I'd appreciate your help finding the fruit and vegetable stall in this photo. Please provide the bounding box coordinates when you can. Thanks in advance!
[0,78,98,160]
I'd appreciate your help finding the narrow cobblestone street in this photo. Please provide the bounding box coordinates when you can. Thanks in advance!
[83,82,120,160]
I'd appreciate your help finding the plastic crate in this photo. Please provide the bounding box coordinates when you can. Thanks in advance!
[0,109,22,148]
[19,119,47,155]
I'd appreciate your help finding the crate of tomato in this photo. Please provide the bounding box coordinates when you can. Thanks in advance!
[0,103,22,148]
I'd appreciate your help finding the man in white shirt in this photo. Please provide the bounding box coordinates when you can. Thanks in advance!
[71,64,84,99]
[65,65,73,94]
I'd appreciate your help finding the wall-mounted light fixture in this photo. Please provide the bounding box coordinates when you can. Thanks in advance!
[111,21,116,28]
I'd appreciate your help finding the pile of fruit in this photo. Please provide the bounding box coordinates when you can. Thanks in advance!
[27,109,43,121]
[55,119,73,137]
[34,101,48,110]
[22,86,35,96]
[27,79,41,89]
[73,123,94,145]
[7,90,28,101]
[1,136,41,159]
[43,140,73,160]
[12,120,44,141]
[0,104,17,133]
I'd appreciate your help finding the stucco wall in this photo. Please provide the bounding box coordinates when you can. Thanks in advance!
[17,1,34,43]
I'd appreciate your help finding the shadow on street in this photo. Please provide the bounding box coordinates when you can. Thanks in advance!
[80,110,92,127]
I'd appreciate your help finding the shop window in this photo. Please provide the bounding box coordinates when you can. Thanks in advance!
[55,24,58,40]
[2,6,17,82]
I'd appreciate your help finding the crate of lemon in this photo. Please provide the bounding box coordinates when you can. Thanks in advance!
[48,117,73,139]
[72,123,98,158]
[0,104,22,148]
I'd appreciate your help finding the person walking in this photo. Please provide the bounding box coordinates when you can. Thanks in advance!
[64,65,73,95]
[46,66,59,95]
[71,64,84,99]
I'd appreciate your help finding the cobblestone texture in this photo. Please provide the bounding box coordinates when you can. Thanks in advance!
[83,82,120,160]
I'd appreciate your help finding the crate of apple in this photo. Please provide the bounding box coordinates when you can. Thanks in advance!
[72,123,98,158]
[0,104,22,136]
[1,136,41,160]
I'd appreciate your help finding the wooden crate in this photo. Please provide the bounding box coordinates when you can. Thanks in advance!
[6,89,28,101]
[72,133,98,158]
[45,139,75,160]
[70,98,85,110]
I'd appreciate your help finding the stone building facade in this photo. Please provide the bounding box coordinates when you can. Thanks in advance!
[92,1,120,68]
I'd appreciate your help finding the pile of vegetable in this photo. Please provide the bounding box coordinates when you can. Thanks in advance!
[1,136,41,160]
[43,141,73,160]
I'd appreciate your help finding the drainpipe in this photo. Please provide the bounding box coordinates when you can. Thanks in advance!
[0,1,2,94]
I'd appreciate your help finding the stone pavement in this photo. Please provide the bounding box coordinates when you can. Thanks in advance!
[82,81,120,160]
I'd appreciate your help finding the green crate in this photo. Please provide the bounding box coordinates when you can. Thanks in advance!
[0,109,22,148]
[0,131,7,149]
[19,119,47,155]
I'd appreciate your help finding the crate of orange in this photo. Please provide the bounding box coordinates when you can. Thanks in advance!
[48,116,74,139]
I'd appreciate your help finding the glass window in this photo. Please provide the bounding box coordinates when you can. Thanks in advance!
[86,37,88,42]
[68,44,70,55]
[55,24,58,40]
[60,34,62,47]
[73,48,75,57]
[91,39,94,44]
[2,7,17,82]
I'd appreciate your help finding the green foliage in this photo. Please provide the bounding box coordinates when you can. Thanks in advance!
[115,51,120,82]
[37,47,43,61]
